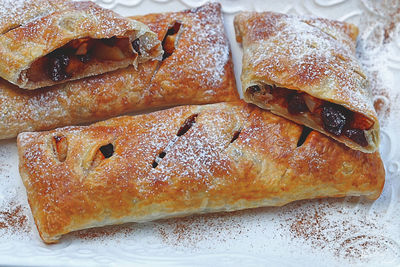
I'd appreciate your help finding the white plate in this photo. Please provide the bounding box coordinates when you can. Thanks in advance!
[0,0,399,266]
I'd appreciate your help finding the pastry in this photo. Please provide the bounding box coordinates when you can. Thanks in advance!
[234,11,379,153]
[0,0,162,89]
[17,101,385,243]
[0,3,238,139]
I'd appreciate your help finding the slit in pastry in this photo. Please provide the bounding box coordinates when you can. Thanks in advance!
[230,129,242,144]
[91,143,115,169]
[296,126,312,147]
[152,113,198,168]
[52,135,68,162]
[162,22,182,60]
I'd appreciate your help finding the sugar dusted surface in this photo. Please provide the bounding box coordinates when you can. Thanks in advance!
[0,0,58,34]
[241,12,375,118]
[182,5,230,88]
[0,1,399,267]
[143,2,235,102]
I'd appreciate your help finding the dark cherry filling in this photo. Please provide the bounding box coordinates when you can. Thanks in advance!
[321,104,348,136]
[90,143,115,169]
[29,36,136,83]
[99,143,114,158]
[48,52,71,82]
[287,94,308,114]
[249,85,371,147]
[248,85,261,94]
[132,38,141,55]
[321,105,368,146]
[177,114,198,136]
[343,129,368,147]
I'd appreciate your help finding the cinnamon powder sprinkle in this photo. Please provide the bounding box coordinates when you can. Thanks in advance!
[0,202,30,233]
[72,223,136,240]
[278,198,392,262]
[156,211,246,247]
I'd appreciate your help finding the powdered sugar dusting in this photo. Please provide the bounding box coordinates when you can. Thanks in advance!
[0,0,63,34]
[182,4,230,88]
[150,111,231,183]
[153,3,232,91]
[0,0,27,21]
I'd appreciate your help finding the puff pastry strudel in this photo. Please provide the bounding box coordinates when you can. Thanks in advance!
[0,0,162,89]
[0,3,238,139]
[18,101,385,243]
[234,12,379,153]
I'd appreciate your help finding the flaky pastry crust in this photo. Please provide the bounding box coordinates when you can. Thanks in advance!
[0,3,238,139]
[234,11,379,153]
[0,0,162,89]
[18,101,385,243]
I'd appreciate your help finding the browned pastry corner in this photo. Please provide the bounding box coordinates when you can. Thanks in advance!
[18,101,385,243]
[0,0,162,89]
[0,3,238,139]
[234,11,379,153]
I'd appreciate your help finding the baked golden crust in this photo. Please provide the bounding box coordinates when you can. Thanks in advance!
[234,11,379,153]
[17,101,385,243]
[0,0,162,89]
[131,4,237,107]
[0,3,238,139]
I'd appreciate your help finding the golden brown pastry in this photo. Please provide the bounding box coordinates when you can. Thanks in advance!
[0,3,238,139]
[234,11,379,153]
[18,101,385,243]
[0,0,162,89]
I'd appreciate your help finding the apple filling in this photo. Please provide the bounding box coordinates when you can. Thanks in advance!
[247,84,374,147]
[27,36,141,83]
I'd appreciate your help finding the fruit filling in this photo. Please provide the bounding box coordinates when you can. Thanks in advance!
[52,135,68,162]
[162,22,182,60]
[26,36,141,83]
[247,84,373,147]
